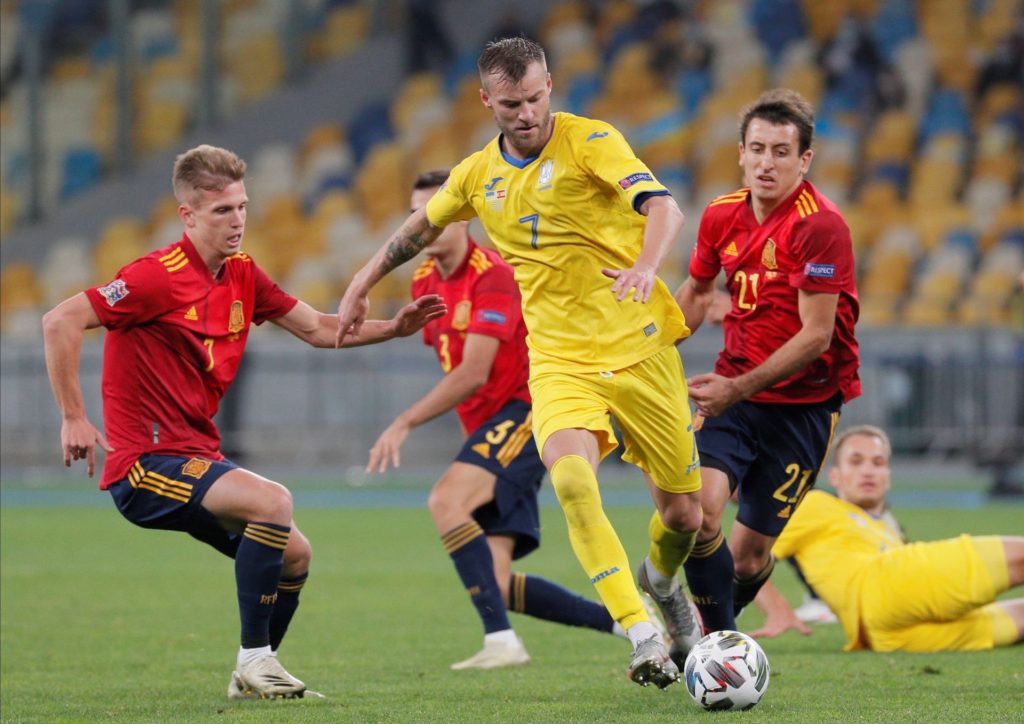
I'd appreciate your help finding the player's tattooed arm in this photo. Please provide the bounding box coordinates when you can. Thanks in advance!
[381,213,440,273]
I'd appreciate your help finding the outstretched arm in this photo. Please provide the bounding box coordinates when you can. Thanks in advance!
[674,275,717,336]
[688,288,838,416]
[336,208,443,346]
[367,333,500,473]
[601,194,684,302]
[750,580,812,639]
[274,294,446,348]
[41,293,112,477]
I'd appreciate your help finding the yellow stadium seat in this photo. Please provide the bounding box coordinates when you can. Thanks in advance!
[354,143,411,232]
[94,217,148,283]
[299,124,346,167]
[864,110,915,165]
[311,4,369,60]
[225,34,284,103]
[313,190,354,225]
[902,296,952,326]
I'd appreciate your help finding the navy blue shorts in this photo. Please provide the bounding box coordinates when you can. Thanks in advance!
[108,454,242,558]
[455,399,545,560]
[696,393,841,537]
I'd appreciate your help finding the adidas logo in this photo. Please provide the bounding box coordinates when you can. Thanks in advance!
[184,306,198,321]
[724,241,738,256]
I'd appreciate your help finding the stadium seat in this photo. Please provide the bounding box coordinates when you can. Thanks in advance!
[40,236,95,307]
[60,148,102,200]
[93,216,148,283]
[348,101,395,167]
[871,0,918,60]
[749,0,806,62]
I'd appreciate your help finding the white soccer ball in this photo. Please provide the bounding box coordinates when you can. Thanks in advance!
[683,630,770,711]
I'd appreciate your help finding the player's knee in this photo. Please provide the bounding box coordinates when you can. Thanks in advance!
[284,530,312,574]
[427,485,464,527]
[658,499,702,534]
[253,480,294,523]
[733,551,771,581]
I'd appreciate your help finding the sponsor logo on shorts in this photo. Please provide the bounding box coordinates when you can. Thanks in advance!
[97,279,129,306]
[618,172,654,189]
[181,458,212,479]
[643,322,657,337]
[804,263,835,278]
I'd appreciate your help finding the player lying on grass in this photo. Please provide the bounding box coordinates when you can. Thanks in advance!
[751,425,1024,651]
[41,144,444,700]
[367,170,659,670]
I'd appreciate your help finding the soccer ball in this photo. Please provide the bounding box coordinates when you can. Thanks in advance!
[683,630,770,711]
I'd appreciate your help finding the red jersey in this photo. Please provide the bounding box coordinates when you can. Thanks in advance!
[85,234,297,488]
[689,181,861,404]
[411,240,531,434]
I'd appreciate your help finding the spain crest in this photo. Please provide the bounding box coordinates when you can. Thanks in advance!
[452,300,472,331]
[228,300,245,333]
[761,238,778,270]
[181,458,212,479]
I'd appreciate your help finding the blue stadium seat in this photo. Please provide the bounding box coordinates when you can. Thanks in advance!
[443,51,480,96]
[868,162,909,193]
[61,148,101,200]
[871,0,918,61]
[749,0,806,63]
[920,88,971,141]
[677,69,712,114]
[567,73,602,115]
[943,227,979,256]
[347,101,394,166]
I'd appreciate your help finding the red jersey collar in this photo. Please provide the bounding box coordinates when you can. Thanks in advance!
[745,180,810,226]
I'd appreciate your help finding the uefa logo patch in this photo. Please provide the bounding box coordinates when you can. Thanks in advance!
[804,263,835,278]
[97,279,129,306]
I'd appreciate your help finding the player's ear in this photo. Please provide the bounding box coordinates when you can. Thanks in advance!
[827,466,840,490]
[177,204,194,227]
[479,87,491,109]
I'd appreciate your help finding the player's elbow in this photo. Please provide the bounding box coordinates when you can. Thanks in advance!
[806,325,833,356]
[41,306,69,342]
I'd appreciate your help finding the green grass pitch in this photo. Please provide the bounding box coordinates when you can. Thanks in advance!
[2,497,1022,722]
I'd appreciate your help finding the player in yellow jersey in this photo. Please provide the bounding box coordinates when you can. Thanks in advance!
[751,425,1024,651]
[337,37,704,688]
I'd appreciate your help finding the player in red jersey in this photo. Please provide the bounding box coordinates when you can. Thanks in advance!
[367,170,640,670]
[41,145,444,700]
[672,89,861,644]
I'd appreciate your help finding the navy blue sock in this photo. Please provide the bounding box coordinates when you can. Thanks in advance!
[442,521,510,634]
[733,555,775,617]
[236,522,290,648]
[508,572,615,633]
[682,529,736,632]
[270,572,307,651]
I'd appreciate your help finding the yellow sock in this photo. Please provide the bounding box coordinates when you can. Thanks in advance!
[549,455,647,629]
[647,510,698,578]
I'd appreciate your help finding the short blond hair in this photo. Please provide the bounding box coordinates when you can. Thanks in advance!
[831,424,892,463]
[172,144,246,204]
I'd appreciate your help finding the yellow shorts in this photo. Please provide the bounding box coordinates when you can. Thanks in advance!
[860,535,1009,652]
[529,345,701,494]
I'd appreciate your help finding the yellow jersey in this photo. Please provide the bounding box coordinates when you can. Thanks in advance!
[773,489,905,649]
[425,112,689,375]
